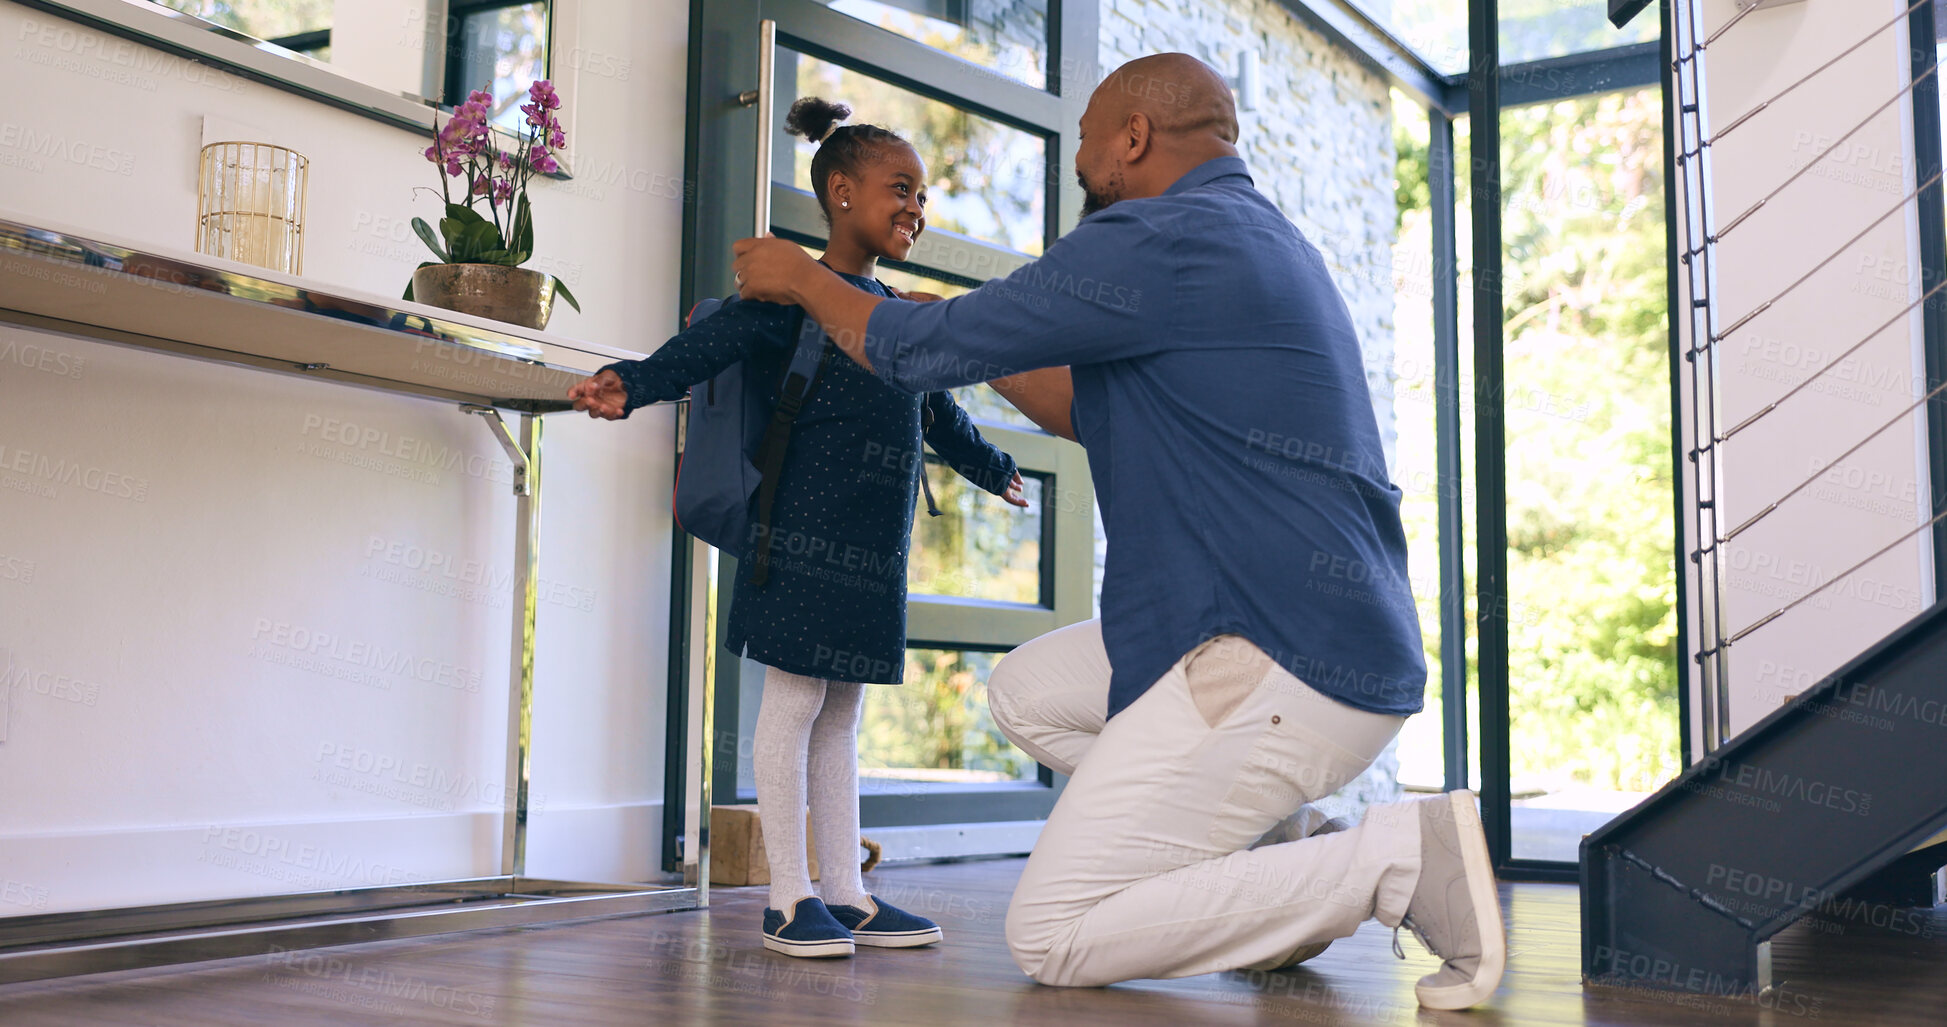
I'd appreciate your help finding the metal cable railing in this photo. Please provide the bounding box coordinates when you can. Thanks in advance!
[1672,0,1940,751]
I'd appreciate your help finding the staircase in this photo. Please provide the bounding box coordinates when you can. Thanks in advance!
[1581,597,1947,994]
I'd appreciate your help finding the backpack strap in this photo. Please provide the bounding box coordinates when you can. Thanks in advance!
[748,310,834,587]
[917,400,941,519]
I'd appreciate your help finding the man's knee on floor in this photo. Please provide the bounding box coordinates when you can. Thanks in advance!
[1004,897,1075,985]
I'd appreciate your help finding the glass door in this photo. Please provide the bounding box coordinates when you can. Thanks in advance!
[673,0,1097,858]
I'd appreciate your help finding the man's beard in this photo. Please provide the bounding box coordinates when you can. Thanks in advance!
[1077,169,1118,221]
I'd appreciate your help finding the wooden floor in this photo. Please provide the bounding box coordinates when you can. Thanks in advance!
[3,858,1944,1026]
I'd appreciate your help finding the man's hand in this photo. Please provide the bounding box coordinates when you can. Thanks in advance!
[731,234,821,305]
[1001,471,1030,508]
[568,369,629,420]
[895,289,946,303]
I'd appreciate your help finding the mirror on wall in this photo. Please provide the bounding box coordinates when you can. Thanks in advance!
[141,0,550,120]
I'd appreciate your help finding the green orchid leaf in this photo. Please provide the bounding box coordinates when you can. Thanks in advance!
[552,276,581,313]
[410,217,449,263]
[476,248,522,266]
[461,220,503,257]
[512,194,533,258]
[438,216,470,258]
[444,202,488,226]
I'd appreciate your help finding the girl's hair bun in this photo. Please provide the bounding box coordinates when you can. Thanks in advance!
[784,97,852,143]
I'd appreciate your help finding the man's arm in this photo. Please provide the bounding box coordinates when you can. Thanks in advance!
[988,367,1075,441]
[730,236,884,370]
[733,209,1169,394]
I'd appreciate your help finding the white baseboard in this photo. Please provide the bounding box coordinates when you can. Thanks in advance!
[0,802,669,916]
[860,820,1043,863]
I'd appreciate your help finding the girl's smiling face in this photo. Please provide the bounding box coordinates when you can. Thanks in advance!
[830,142,928,261]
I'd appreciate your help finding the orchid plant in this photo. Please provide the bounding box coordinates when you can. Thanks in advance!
[404,79,580,311]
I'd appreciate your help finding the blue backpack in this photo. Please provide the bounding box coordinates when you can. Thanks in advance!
[673,293,832,585]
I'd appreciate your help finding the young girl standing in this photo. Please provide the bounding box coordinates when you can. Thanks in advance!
[569,98,1027,957]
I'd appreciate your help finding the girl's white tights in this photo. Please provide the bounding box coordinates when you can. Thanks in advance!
[752,665,870,911]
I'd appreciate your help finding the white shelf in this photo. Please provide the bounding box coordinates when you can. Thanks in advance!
[0,211,644,411]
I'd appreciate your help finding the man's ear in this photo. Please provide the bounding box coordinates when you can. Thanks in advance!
[1124,111,1153,164]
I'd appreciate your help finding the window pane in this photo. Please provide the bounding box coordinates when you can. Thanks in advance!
[1347,0,1469,76]
[780,51,1048,256]
[1385,93,1448,794]
[454,3,550,131]
[1500,0,1657,65]
[149,0,332,41]
[858,648,1039,785]
[911,462,1042,603]
[1499,90,1677,862]
[828,0,1047,90]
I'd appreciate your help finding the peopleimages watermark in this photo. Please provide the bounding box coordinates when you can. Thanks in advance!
[0,553,34,585]
[200,827,428,889]
[0,442,149,502]
[264,946,497,1019]
[0,654,102,707]
[1704,861,1935,938]
[313,742,535,811]
[15,17,248,94]
[297,413,514,488]
[1682,752,1871,817]
[645,930,879,1005]
[0,335,88,379]
[0,878,50,911]
[251,619,483,693]
[362,536,597,613]
[1588,947,1824,1018]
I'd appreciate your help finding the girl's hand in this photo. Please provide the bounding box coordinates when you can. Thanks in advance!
[568,369,629,420]
[1001,471,1030,508]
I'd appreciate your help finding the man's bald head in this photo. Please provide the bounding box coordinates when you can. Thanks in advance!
[1074,53,1242,218]
[1095,53,1239,144]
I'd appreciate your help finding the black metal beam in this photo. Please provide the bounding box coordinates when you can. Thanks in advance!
[1609,0,1654,31]
[1468,0,1512,870]
[1430,111,1469,795]
[1912,0,1947,608]
[1492,41,1662,108]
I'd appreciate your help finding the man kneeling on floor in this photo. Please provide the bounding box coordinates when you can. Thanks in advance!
[726,52,1507,1011]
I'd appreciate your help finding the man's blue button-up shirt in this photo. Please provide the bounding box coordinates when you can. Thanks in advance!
[865,156,1426,719]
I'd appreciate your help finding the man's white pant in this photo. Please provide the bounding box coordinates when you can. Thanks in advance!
[988,619,1424,987]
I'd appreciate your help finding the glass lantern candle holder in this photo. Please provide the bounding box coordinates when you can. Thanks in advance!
[196,142,309,275]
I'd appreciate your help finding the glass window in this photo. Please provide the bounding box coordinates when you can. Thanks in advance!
[149,0,331,42]
[780,51,1049,256]
[1385,93,1455,795]
[828,0,1048,90]
[1345,0,1656,76]
[1349,0,1470,76]
[858,648,1040,786]
[449,2,550,131]
[911,462,1043,604]
[1501,0,1658,66]
[1498,89,1677,862]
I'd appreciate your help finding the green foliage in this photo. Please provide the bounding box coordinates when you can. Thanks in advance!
[859,650,1032,779]
[1496,91,1679,791]
[1393,89,1678,794]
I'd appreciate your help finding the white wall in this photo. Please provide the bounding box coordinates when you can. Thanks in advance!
[1682,0,1935,749]
[0,0,692,913]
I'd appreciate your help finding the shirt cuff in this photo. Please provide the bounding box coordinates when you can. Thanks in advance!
[594,361,642,415]
[863,299,920,394]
